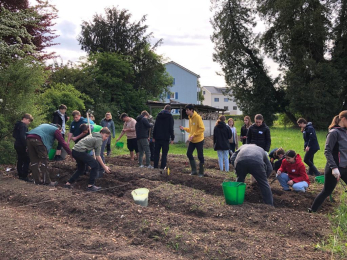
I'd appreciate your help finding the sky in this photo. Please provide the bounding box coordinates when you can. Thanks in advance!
[40,0,278,87]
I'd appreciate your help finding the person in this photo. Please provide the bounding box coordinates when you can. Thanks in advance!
[246,114,271,152]
[179,104,205,177]
[100,112,116,161]
[148,115,155,162]
[240,116,252,145]
[227,118,238,152]
[153,105,175,170]
[52,104,69,161]
[64,127,111,191]
[297,118,320,176]
[68,110,93,144]
[116,113,138,160]
[269,147,285,172]
[309,113,347,212]
[13,113,33,181]
[26,123,72,186]
[135,110,153,168]
[230,144,273,205]
[277,150,310,192]
[213,115,232,171]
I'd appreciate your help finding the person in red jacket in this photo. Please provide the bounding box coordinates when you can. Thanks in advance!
[276,150,310,192]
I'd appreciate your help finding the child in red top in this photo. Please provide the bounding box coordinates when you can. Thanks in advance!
[277,150,310,192]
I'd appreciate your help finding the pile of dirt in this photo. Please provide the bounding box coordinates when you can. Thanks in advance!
[0,154,340,259]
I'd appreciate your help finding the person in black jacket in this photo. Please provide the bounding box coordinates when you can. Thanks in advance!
[136,110,153,168]
[153,105,175,170]
[12,113,33,181]
[297,118,320,176]
[269,147,285,172]
[246,114,271,152]
[213,115,232,171]
[52,104,69,161]
[240,116,252,145]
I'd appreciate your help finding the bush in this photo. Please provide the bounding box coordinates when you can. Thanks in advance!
[0,139,16,165]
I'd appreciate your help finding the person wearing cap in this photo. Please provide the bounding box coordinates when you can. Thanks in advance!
[179,104,205,177]
[26,123,72,186]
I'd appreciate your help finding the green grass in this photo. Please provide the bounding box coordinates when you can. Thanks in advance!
[108,121,328,170]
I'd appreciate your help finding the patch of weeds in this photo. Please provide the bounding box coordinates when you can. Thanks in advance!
[163,226,170,236]
[317,188,347,258]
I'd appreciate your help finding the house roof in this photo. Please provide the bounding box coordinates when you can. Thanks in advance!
[165,61,200,78]
[203,86,229,94]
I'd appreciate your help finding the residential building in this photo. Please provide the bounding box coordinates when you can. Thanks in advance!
[164,61,200,113]
[202,86,242,115]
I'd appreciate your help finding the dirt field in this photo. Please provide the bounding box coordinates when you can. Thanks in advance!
[0,154,340,259]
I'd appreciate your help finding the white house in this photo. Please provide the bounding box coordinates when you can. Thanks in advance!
[202,86,242,115]
[164,61,200,114]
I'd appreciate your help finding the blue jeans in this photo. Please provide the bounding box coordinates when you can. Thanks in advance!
[277,173,308,192]
[217,150,229,171]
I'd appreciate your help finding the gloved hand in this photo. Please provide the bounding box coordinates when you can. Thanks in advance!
[332,168,340,180]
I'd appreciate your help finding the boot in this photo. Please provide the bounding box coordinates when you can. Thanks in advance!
[189,160,197,175]
[198,162,204,177]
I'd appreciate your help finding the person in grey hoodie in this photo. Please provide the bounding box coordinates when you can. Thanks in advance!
[231,144,274,205]
[310,113,347,212]
[64,127,111,191]
[13,113,33,181]
[100,112,116,161]
[135,110,153,168]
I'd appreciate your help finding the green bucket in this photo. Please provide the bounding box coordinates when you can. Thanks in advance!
[315,175,325,184]
[48,149,56,160]
[92,124,102,133]
[116,141,124,149]
[222,181,246,205]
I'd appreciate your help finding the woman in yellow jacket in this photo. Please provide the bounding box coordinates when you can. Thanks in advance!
[179,104,205,177]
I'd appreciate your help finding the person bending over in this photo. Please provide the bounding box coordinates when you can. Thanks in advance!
[64,127,111,191]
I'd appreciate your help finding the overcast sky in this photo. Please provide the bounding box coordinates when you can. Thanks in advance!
[41,0,278,87]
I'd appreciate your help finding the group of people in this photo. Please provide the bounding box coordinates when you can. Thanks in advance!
[12,103,347,212]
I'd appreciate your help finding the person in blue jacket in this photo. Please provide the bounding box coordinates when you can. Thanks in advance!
[297,118,320,176]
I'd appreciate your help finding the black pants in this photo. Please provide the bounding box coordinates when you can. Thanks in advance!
[69,150,99,185]
[150,141,155,161]
[229,143,236,153]
[311,165,347,212]
[154,139,170,169]
[235,160,273,206]
[56,134,65,150]
[304,149,320,176]
[15,145,30,179]
[187,140,204,164]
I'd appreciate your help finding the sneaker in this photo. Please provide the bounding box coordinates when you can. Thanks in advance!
[147,165,154,169]
[19,177,33,183]
[190,172,197,176]
[46,181,58,187]
[87,185,101,191]
[198,173,204,178]
[139,165,145,168]
[308,208,313,213]
[64,184,73,189]
[54,155,64,161]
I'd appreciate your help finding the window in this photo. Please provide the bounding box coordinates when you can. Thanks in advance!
[233,106,237,110]
[203,91,205,95]
[224,106,228,111]
[224,98,229,102]
[173,78,175,85]
[175,92,178,99]
[214,98,219,102]
[175,109,179,114]
[170,93,175,99]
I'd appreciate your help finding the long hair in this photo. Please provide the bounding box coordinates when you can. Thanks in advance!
[328,115,340,130]
[215,115,226,126]
[339,110,347,120]
[244,116,252,128]
[227,118,234,127]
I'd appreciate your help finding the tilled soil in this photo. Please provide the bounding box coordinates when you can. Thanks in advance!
[0,154,341,259]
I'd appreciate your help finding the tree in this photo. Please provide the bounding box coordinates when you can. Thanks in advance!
[38,83,93,122]
[197,79,204,104]
[78,7,173,103]
[0,0,58,61]
[211,0,291,125]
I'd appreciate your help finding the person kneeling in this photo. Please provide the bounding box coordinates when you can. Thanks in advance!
[64,127,111,191]
[277,150,310,192]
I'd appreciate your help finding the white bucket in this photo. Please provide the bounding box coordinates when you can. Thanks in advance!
[131,188,149,207]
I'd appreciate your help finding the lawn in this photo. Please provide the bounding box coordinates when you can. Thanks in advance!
[109,120,328,170]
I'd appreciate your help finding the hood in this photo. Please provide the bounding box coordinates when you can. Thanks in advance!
[157,110,172,119]
[136,115,144,122]
[293,154,303,165]
[92,132,102,139]
[14,121,25,128]
[217,121,226,128]
[307,122,313,126]
[103,118,112,122]
[189,111,197,119]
